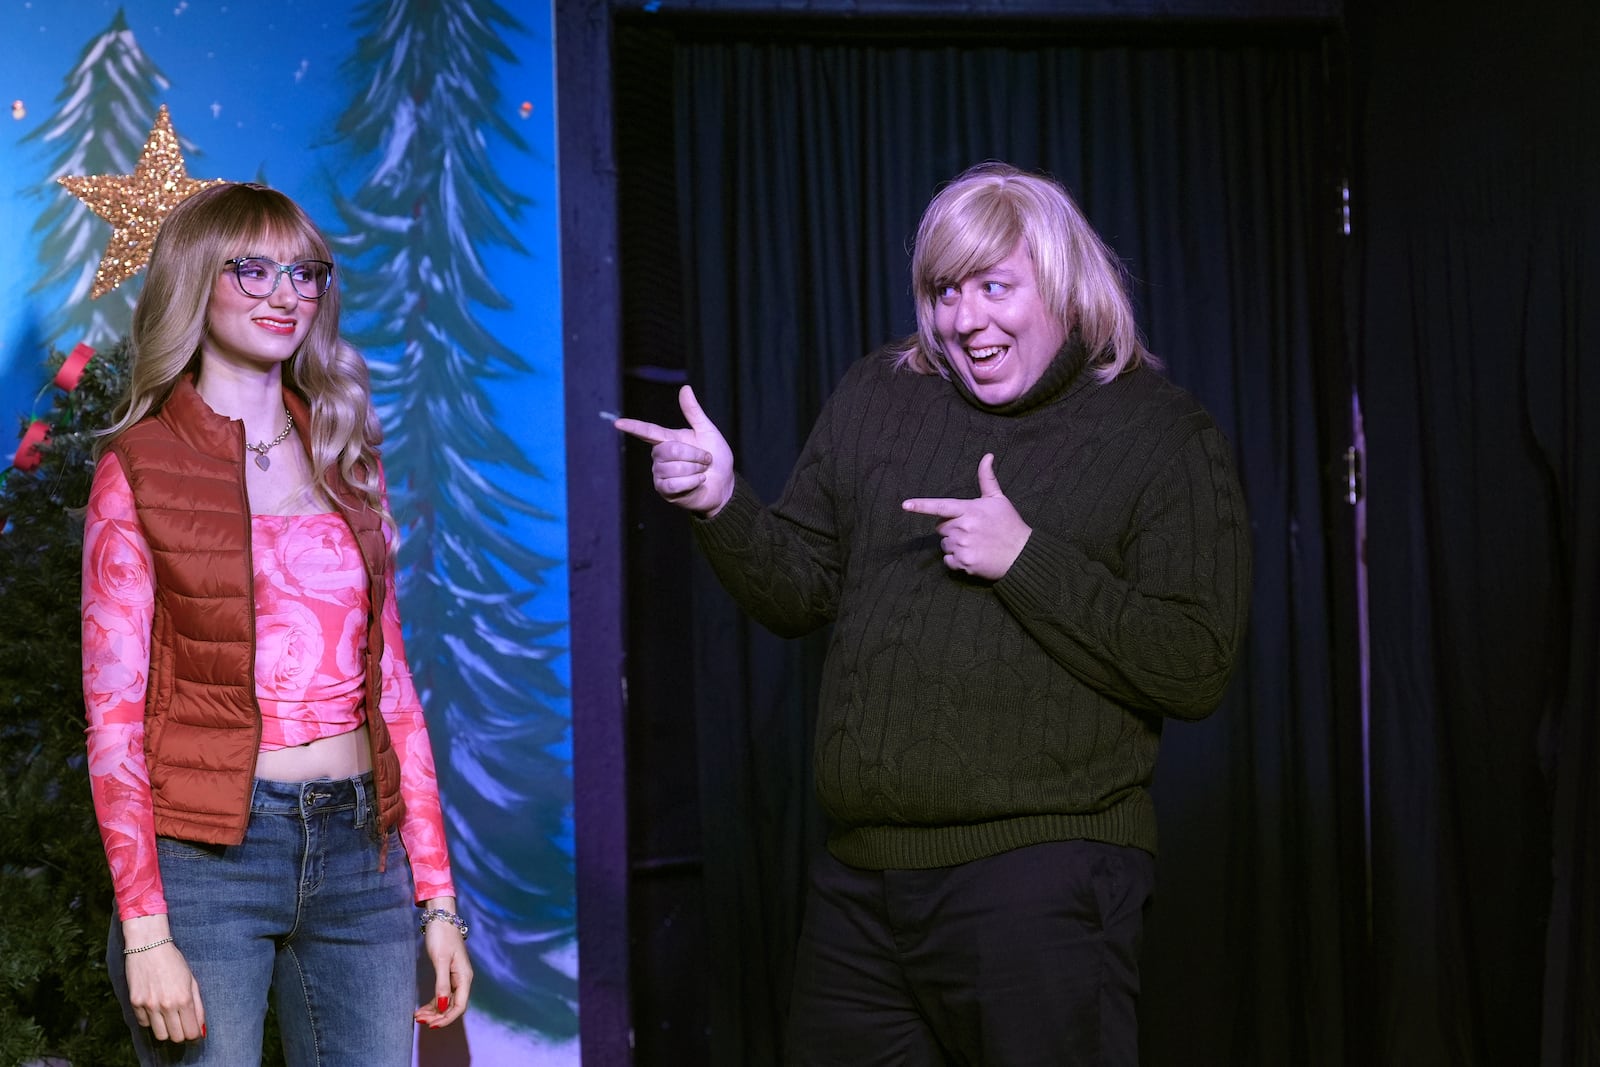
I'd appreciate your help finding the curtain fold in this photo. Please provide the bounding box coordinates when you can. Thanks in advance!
[664,31,1352,1066]
[1352,1,1600,1058]
[1357,190,1595,1067]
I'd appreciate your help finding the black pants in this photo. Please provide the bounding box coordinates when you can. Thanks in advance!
[786,839,1156,1067]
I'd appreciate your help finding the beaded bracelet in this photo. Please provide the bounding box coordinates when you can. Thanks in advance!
[419,908,469,939]
[123,936,174,956]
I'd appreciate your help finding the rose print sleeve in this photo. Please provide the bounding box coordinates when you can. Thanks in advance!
[81,453,167,920]
[378,577,456,901]
[374,512,456,903]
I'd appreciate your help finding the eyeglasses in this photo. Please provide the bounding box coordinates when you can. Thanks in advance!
[223,257,334,300]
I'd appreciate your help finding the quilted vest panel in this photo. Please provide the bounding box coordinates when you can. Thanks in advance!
[107,378,405,845]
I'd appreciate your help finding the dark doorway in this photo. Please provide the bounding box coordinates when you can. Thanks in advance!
[612,12,1360,1066]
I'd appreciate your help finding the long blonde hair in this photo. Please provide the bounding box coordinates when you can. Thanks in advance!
[101,182,388,527]
[893,162,1155,384]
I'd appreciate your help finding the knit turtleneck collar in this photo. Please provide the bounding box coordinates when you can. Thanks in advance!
[949,330,1093,416]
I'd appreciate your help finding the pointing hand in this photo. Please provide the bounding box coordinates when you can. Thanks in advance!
[902,453,1031,580]
[615,385,735,518]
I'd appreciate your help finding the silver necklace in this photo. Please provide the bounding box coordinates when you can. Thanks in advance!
[245,408,294,471]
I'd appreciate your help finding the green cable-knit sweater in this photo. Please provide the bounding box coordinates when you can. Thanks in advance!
[692,337,1251,870]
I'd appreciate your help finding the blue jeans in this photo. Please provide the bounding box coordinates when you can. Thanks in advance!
[107,774,417,1066]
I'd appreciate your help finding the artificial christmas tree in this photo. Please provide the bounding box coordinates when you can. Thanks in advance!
[0,340,136,1067]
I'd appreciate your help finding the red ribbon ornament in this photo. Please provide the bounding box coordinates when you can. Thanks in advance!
[12,419,50,472]
[54,342,95,391]
[4,341,95,488]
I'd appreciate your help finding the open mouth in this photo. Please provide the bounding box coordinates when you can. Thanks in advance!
[968,345,1007,364]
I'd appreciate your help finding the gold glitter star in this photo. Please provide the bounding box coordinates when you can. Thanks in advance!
[58,106,226,299]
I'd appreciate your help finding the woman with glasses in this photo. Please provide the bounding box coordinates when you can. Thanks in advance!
[80,181,472,1063]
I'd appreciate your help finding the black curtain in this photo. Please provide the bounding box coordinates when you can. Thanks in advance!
[618,20,1356,1066]
[1350,1,1600,1063]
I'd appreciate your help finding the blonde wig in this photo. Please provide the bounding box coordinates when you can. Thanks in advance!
[892,162,1155,384]
[101,182,389,531]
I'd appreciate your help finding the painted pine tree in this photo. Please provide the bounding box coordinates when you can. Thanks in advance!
[22,9,172,348]
[331,0,577,1037]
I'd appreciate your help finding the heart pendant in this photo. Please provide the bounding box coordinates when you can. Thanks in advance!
[255,454,271,471]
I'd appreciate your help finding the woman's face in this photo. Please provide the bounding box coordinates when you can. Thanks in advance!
[202,237,322,375]
[932,239,1068,407]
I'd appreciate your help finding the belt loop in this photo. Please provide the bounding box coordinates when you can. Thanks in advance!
[353,774,370,829]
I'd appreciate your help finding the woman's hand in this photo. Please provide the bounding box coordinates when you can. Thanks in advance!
[902,453,1033,580]
[413,897,473,1029]
[614,385,737,518]
[122,917,205,1042]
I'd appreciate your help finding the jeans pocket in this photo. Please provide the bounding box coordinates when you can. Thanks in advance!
[155,835,225,860]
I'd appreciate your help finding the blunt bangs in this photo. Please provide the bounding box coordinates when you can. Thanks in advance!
[915,191,1024,300]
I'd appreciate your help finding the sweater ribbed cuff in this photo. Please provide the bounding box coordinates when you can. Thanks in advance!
[996,528,1085,615]
[690,477,761,553]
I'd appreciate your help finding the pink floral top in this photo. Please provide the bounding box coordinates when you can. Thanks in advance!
[82,452,456,921]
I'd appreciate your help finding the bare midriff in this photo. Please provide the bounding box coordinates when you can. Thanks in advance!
[254,723,373,782]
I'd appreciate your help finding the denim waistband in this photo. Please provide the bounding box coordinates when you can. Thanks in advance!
[249,772,375,827]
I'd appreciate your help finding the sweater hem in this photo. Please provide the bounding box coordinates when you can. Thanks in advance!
[825,793,1158,870]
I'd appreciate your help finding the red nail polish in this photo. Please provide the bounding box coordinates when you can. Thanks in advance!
[202,1023,207,1038]
[437,995,449,1013]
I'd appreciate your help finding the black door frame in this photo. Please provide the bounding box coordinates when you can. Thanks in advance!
[556,3,1349,1062]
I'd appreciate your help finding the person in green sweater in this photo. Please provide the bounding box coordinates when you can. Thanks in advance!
[616,161,1251,1066]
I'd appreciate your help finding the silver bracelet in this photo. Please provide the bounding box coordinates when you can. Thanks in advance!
[123,936,174,956]
[419,908,469,939]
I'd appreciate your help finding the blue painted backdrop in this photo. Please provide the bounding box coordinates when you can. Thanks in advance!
[0,1,574,1062]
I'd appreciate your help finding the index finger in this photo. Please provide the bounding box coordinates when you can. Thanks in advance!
[902,497,967,519]
[613,417,676,446]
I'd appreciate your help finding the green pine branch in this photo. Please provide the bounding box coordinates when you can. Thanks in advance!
[0,341,137,1067]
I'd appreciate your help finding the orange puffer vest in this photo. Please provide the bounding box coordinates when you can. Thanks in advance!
[106,378,405,845]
